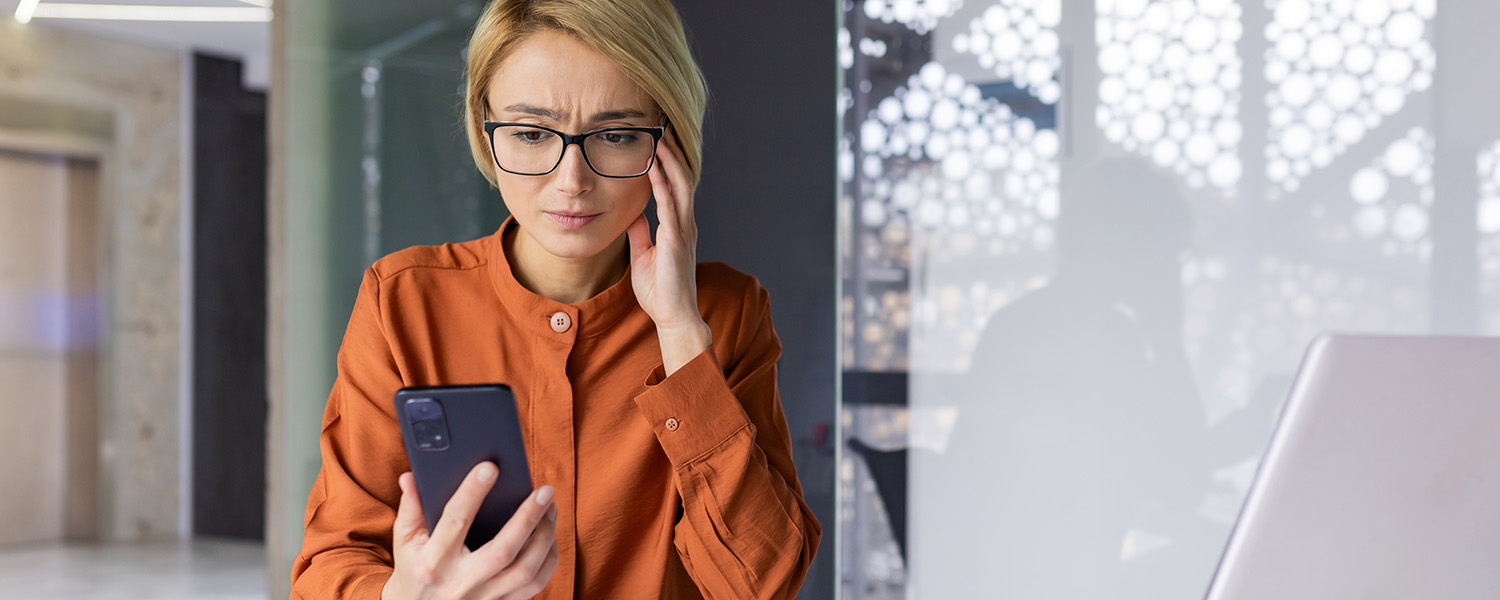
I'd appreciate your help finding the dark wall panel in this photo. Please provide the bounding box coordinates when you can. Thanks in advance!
[193,53,268,540]
[675,3,838,597]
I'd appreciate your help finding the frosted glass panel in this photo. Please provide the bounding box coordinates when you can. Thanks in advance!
[837,1,1493,598]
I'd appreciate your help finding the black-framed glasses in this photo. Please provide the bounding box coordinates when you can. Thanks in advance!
[483,120,665,178]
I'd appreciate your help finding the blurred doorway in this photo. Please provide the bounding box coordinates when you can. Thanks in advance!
[0,148,101,545]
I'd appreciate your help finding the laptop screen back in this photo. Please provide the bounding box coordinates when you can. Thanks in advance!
[1205,334,1500,600]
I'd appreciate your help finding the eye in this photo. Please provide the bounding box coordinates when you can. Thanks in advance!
[600,131,641,145]
[510,129,553,144]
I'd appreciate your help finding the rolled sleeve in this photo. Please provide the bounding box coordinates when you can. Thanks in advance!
[631,278,820,599]
[634,348,755,468]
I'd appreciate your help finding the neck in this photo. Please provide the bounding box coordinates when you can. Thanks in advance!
[505,224,628,304]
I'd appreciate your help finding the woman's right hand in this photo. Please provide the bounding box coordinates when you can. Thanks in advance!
[382,462,559,600]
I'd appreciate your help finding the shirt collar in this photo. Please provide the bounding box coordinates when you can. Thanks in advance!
[486,216,639,340]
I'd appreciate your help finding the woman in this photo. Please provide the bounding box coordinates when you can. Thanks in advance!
[289,1,820,598]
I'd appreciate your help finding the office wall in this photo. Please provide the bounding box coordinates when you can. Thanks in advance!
[0,22,185,542]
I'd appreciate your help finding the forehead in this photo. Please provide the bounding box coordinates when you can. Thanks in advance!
[487,29,654,116]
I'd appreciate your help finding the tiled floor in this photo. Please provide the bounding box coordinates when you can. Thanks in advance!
[0,538,266,599]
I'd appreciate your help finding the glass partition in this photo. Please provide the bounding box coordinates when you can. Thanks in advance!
[836,0,1494,597]
[272,1,503,592]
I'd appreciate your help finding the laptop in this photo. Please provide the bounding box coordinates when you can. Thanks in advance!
[1204,334,1500,600]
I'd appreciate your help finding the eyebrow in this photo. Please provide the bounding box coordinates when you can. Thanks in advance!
[502,103,648,123]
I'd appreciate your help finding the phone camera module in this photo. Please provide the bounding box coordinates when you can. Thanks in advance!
[405,398,451,451]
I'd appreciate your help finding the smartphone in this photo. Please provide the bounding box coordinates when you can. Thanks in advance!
[393,384,532,551]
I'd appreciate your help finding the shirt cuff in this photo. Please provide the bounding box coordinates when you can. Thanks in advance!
[634,347,754,468]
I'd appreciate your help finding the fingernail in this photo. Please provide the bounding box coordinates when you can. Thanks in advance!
[535,485,555,505]
[477,463,496,483]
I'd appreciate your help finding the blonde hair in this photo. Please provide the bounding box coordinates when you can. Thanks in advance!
[463,0,708,189]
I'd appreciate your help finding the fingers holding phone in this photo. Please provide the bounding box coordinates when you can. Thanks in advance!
[383,463,558,600]
[470,483,560,600]
[428,462,504,555]
[392,471,433,551]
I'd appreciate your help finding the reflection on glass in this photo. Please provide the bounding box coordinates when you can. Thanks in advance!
[913,158,1235,598]
[837,1,1472,599]
[1478,141,1500,335]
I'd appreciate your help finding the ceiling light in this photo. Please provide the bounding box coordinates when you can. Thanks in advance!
[13,0,41,24]
[26,3,271,22]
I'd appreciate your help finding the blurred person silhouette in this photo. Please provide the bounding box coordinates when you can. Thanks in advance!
[916,156,1217,599]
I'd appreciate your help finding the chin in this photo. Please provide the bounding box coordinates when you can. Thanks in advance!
[525,219,625,259]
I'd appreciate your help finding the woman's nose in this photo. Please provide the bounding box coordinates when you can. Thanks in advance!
[552,144,593,195]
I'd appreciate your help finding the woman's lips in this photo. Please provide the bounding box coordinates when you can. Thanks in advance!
[546,212,601,230]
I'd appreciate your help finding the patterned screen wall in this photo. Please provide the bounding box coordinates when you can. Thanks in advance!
[837,1,1488,598]
[1097,0,1244,191]
[1263,0,1434,196]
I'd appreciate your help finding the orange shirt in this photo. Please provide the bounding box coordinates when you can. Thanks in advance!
[290,218,820,599]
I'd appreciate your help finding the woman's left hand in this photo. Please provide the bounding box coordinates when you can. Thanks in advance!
[627,125,713,375]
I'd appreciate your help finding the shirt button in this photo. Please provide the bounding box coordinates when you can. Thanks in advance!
[665,418,680,431]
[549,311,572,333]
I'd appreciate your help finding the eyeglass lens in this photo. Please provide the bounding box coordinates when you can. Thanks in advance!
[491,125,657,177]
